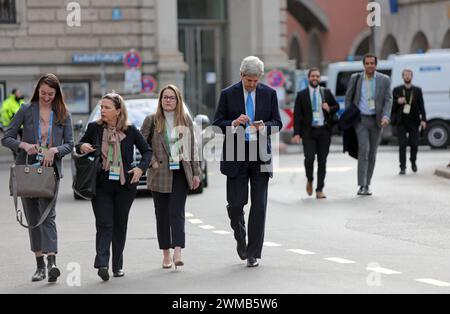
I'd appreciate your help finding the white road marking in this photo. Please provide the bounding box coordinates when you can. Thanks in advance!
[416,279,450,287]
[287,249,316,255]
[366,266,401,275]
[213,230,231,235]
[273,167,352,174]
[188,219,203,224]
[199,225,216,230]
[324,258,356,264]
[264,242,281,247]
[186,213,194,218]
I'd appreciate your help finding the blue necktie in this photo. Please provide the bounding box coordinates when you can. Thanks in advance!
[246,92,254,141]
[312,89,318,125]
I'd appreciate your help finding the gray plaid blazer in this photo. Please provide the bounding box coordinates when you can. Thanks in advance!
[140,114,200,193]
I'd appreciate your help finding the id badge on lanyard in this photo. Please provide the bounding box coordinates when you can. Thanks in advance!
[37,111,53,163]
[169,158,180,171]
[166,128,181,170]
[366,76,376,110]
[313,111,321,124]
[108,144,122,181]
[403,89,413,115]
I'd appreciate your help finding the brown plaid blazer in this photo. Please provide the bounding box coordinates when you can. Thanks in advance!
[140,114,200,193]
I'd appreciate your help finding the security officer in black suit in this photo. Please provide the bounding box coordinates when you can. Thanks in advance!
[292,68,340,199]
[392,69,427,175]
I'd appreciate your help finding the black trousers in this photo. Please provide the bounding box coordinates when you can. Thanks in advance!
[302,127,331,192]
[152,169,188,250]
[226,161,269,259]
[397,123,419,170]
[91,173,137,272]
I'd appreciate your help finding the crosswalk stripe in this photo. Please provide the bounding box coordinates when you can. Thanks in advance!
[287,249,316,255]
[416,279,450,287]
[366,266,401,275]
[324,257,356,264]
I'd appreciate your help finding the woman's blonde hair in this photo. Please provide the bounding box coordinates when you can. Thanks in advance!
[96,92,130,131]
[155,85,189,133]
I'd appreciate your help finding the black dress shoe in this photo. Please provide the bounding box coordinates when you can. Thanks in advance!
[247,257,259,268]
[32,268,46,282]
[362,186,372,196]
[113,270,125,278]
[47,255,61,283]
[236,240,247,260]
[399,169,406,175]
[412,163,418,173]
[97,267,110,281]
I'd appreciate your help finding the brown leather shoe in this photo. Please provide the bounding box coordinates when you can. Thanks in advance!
[316,191,327,199]
[306,182,313,196]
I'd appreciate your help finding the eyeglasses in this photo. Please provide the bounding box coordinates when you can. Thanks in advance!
[163,96,177,101]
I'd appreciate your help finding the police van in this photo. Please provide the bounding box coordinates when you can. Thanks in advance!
[327,51,450,148]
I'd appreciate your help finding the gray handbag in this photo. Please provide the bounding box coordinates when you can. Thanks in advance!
[9,156,58,229]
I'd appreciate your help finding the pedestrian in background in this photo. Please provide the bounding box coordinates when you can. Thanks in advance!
[392,69,427,175]
[344,53,392,196]
[292,68,339,199]
[76,92,151,281]
[141,84,201,270]
[2,74,74,283]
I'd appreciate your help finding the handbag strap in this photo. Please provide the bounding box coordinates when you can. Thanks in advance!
[12,172,59,229]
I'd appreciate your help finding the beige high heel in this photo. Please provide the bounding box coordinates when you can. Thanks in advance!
[173,254,184,270]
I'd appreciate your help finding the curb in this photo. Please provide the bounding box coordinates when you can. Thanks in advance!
[435,167,450,180]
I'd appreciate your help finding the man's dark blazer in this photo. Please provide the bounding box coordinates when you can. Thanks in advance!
[293,87,340,138]
[338,103,361,159]
[392,85,427,127]
[76,122,152,189]
[213,81,283,178]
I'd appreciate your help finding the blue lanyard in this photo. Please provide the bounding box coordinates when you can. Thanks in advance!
[38,111,53,147]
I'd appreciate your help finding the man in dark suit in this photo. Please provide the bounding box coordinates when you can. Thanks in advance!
[213,56,283,268]
[292,68,339,199]
[392,69,427,175]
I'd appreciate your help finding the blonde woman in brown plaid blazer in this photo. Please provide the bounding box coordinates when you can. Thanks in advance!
[140,85,201,270]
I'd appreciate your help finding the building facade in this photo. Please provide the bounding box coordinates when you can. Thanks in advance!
[375,0,450,58]
[0,0,289,119]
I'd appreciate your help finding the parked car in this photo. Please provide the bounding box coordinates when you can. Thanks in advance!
[71,98,210,199]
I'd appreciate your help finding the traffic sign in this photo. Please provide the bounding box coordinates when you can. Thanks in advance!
[266,69,285,88]
[124,49,142,69]
[141,75,157,93]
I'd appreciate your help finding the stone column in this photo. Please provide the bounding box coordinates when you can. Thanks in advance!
[154,0,187,92]
[228,0,289,82]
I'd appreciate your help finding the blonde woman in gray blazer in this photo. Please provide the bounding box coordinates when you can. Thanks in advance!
[141,84,200,270]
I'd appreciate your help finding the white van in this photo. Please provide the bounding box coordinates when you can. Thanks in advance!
[327,51,450,148]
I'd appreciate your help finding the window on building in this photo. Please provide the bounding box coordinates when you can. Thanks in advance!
[0,0,16,24]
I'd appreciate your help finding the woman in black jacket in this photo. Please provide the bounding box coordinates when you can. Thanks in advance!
[76,92,151,281]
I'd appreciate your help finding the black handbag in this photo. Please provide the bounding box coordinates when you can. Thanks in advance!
[72,138,101,200]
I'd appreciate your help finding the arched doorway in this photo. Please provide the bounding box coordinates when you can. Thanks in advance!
[309,32,322,69]
[410,31,429,53]
[289,36,303,69]
[381,35,399,59]
[443,30,450,48]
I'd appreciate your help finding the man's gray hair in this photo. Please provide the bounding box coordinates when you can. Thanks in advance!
[240,56,265,77]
